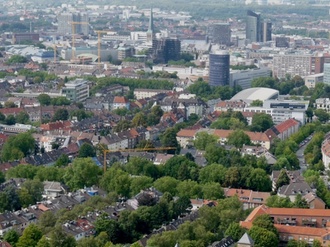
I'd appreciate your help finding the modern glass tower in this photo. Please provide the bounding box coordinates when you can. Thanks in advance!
[209,51,230,87]
[246,10,262,43]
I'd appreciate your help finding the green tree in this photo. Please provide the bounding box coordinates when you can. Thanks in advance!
[225,222,245,241]
[36,236,50,247]
[153,176,179,195]
[249,226,278,247]
[54,154,70,167]
[38,211,57,234]
[286,239,309,247]
[6,55,28,64]
[18,187,34,208]
[15,111,30,124]
[199,164,227,184]
[293,193,309,208]
[202,182,224,200]
[5,114,16,125]
[49,227,77,247]
[227,130,251,148]
[21,179,44,203]
[160,128,180,153]
[132,112,147,127]
[194,131,218,150]
[266,195,293,208]
[250,113,274,132]
[247,168,272,192]
[1,132,35,161]
[94,214,122,244]
[3,229,19,247]
[52,108,69,121]
[17,224,42,247]
[275,169,290,190]
[250,99,263,107]
[37,94,51,106]
[314,109,329,123]
[63,158,101,191]
[78,143,96,158]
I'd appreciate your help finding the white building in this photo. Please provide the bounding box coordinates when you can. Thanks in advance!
[324,63,330,86]
[315,98,330,112]
[305,73,323,89]
[230,67,271,89]
[61,79,90,102]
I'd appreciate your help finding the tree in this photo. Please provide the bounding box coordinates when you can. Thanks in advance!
[78,143,96,158]
[38,211,57,234]
[250,99,263,107]
[49,227,77,247]
[251,77,276,88]
[194,131,218,150]
[275,169,290,190]
[36,236,50,247]
[52,108,69,121]
[246,168,272,192]
[4,229,19,247]
[21,179,43,203]
[266,195,292,208]
[249,226,279,247]
[225,222,245,241]
[287,239,309,247]
[199,164,227,184]
[153,176,179,195]
[160,127,180,153]
[250,113,274,132]
[1,132,35,161]
[18,188,34,208]
[252,214,278,236]
[6,55,28,64]
[202,182,224,200]
[132,112,147,127]
[227,130,251,148]
[54,154,70,167]
[4,101,16,108]
[17,224,42,247]
[16,111,29,124]
[293,194,308,208]
[37,94,51,106]
[5,114,16,125]
[70,109,92,121]
[63,158,101,191]
[314,109,329,123]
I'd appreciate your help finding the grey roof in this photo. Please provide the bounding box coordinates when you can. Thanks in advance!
[231,87,279,103]
[237,233,254,245]
[277,181,312,197]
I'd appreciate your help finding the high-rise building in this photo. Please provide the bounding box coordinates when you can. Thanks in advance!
[262,21,272,42]
[209,51,230,87]
[246,10,262,43]
[324,63,330,85]
[210,23,231,46]
[146,8,154,43]
[246,10,272,43]
[152,38,181,63]
[57,12,89,35]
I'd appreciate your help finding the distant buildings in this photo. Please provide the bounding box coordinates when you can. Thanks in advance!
[209,51,230,86]
[152,38,181,63]
[12,33,39,44]
[246,10,272,43]
[323,63,330,85]
[61,79,90,102]
[209,23,231,46]
[57,12,89,35]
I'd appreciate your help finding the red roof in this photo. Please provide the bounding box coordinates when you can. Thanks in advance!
[113,96,129,104]
[275,119,299,133]
[40,121,72,131]
[0,108,24,116]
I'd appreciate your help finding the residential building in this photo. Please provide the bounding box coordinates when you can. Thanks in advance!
[315,98,330,112]
[12,33,39,44]
[322,134,330,170]
[134,89,171,100]
[275,36,290,48]
[271,170,304,192]
[210,23,231,46]
[303,192,326,209]
[43,181,65,198]
[240,205,330,246]
[111,96,130,110]
[214,100,247,112]
[209,51,230,87]
[265,118,300,141]
[305,73,324,89]
[272,54,323,79]
[61,79,90,102]
[224,188,270,210]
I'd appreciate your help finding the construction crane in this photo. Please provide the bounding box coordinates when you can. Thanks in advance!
[53,44,57,63]
[94,30,111,66]
[70,21,89,61]
[102,147,177,173]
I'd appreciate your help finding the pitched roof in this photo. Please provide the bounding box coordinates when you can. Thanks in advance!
[237,233,254,245]
[275,118,299,133]
[113,96,129,104]
[177,129,198,138]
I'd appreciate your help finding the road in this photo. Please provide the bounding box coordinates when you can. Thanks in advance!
[296,134,313,173]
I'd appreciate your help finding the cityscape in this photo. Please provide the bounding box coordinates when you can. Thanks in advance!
[0,0,328,246]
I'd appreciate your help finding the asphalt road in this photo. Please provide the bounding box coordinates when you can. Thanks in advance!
[296,134,313,173]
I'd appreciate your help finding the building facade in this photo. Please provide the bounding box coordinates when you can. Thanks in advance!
[61,79,90,102]
[246,10,262,43]
[57,12,89,35]
[209,51,230,87]
[210,23,231,46]
[152,38,181,63]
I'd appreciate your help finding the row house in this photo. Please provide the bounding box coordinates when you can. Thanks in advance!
[224,188,270,210]
[241,205,330,246]
[265,118,300,141]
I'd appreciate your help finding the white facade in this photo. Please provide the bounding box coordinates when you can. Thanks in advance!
[273,54,312,79]
[324,63,330,86]
[315,98,330,113]
[305,73,324,89]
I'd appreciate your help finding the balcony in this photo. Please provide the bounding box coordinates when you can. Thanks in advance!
[276,218,297,226]
[302,219,317,227]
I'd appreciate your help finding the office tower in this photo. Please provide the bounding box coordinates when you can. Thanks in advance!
[275,36,290,48]
[57,12,89,35]
[209,51,230,87]
[246,10,262,43]
[262,21,272,42]
[152,38,181,63]
[210,23,231,46]
[324,63,330,85]
[146,8,154,43]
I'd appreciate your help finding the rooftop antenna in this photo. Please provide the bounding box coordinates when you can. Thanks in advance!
[30,22,32,33]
